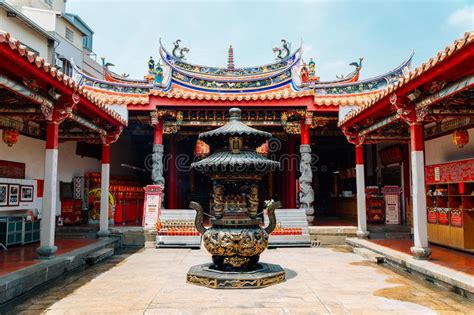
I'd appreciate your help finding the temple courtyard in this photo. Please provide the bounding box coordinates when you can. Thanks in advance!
[5,246,473,314]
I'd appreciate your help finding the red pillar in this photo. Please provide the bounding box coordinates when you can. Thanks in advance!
[167,136,177,209]
[355,144,364,165]
[102,144,110,163]
[288,136,297,208]
[45,115,59,150]
[153,120,163,145]
[300,120,310,145]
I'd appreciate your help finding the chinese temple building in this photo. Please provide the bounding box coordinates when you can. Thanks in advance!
[1,28,473,260]
[72,39,413,222]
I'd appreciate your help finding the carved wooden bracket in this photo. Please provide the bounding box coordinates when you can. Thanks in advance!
[341,126,365,145]
[163,123,181,134]
[390,93,419,125]
[54,93,80,123]
[284,122,300,134]
[100,126,124,145]
[150,110,183,127]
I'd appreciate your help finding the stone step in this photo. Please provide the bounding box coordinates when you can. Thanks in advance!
[368,225,411,233]
[55,233,87,239]
[385,232,411,240]
[85,247,115,265]
[369,231,411,240]
[353,247,386,264]
[56,227,99,233]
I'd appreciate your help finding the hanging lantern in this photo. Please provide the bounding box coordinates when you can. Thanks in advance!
[194,140,210,158]
[256,141,269,157]
[2,129,19,147]
[453,129,469,148]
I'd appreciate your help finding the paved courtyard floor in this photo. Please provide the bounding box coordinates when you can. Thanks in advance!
[8,246,474,314]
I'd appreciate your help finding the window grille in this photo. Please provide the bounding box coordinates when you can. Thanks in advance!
[65,27,74,42]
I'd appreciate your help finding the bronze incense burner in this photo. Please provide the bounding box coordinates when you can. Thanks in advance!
[186,108,285,288]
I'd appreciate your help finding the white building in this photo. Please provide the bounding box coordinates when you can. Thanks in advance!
[2,0,103,77]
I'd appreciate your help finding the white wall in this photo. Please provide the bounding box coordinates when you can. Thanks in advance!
[425,128,474,165]
[0,10,50,59]
[0,135,100,214]
[21,6,57,32]
[6,0,65,13]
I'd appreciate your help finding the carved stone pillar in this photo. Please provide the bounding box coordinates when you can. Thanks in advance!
[299,144,314,223]
[151,120,165,187]
[152,144,165,186]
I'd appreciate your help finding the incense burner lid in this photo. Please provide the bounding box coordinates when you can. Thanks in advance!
[198,108,272,146]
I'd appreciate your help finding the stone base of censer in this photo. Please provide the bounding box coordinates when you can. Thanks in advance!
[186,262,285,289]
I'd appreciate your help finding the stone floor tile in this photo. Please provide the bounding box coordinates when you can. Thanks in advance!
[1,247,471,314]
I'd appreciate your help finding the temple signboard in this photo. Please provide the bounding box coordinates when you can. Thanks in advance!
[425,158,474,184]
[143,185,163,229]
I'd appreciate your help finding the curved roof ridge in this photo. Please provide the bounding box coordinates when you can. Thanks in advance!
[159,40,301,79]
[103,68,148,84]
[72,62,152,89]
[304,51,413,89]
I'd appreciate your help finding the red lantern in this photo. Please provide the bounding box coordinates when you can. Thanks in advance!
[453,129,469,148]
[256,141,269,156]
[2,129,19,147]
[194,140,210,158]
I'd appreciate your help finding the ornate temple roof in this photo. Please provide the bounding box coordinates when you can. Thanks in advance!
[71,39,415,109]
[158,40,301,93]
[339,31,474,126]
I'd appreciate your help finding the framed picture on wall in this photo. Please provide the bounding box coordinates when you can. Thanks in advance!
[8,184,19,206]
[20,185,34,202]
[0,184,7,206]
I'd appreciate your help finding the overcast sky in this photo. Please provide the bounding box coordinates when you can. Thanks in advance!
[66,0,473,81]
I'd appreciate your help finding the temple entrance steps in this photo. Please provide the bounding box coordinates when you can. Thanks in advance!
[56,225,99,240]
[367,224,412,240]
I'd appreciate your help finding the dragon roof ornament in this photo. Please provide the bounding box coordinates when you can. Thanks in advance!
[159,39,302,80]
